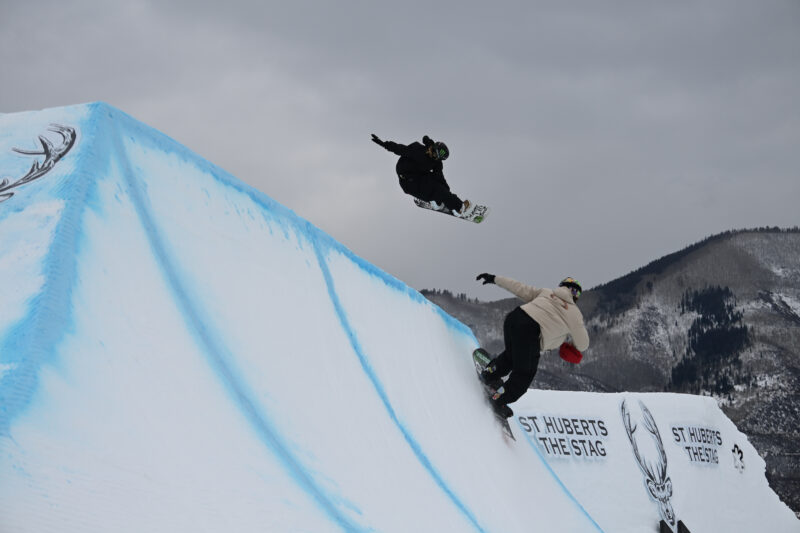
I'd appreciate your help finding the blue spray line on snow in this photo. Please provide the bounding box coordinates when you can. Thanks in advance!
[0,112,93,437]
[101,103,485,532]
[515,419,606,532]
[64,102,483,531]
[311,240,488,533]
[108,111,368,533]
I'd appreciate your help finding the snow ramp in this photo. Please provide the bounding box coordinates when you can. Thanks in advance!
[0,103,796,533]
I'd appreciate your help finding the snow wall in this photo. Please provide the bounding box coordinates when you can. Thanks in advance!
[0,103,796,533]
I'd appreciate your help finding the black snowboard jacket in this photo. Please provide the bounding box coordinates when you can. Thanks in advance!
[381,140,446,184]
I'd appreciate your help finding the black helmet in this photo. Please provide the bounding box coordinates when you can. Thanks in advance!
[431,141,449,161]
[559,277,582,301]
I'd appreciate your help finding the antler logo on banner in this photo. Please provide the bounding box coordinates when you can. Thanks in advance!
[1,124,76,203]
[621,398,676,527]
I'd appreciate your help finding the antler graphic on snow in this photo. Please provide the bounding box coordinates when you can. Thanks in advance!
[0,124,76,203]
[621,399,676,526]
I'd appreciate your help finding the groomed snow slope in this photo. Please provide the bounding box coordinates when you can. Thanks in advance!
[0,103,796,533]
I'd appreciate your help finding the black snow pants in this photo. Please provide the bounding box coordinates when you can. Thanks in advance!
[489,307,542,405]
[398,173,463,212]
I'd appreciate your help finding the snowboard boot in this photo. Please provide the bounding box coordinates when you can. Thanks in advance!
[482,376,504,392]
[489,397,514,419]
[453,199,471,215]
[479,360,503,390]
[489,387,514,418]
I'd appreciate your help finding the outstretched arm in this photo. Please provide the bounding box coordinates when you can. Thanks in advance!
[494,276,543,302]
[371,134,408,156]
[476,273,543,302]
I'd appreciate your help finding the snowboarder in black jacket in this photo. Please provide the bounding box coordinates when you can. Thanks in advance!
[371,134,469,214]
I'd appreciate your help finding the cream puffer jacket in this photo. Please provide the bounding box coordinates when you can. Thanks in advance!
[494,275,590,352]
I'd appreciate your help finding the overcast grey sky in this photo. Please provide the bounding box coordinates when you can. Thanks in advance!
[2,0,799,298]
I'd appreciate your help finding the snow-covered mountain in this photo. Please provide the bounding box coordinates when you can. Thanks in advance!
[424,227,800,515]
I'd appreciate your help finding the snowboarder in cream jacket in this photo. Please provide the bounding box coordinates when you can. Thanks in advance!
[475,274,589,418]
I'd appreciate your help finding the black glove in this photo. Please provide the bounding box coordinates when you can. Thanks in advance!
[422,135,434,147]
[371,134,386,148]
[476,273,495,285]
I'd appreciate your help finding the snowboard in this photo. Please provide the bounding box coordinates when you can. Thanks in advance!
[472,348,515,440]
[413,198,489,223]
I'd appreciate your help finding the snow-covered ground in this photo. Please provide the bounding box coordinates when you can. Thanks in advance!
[1,103,796,532]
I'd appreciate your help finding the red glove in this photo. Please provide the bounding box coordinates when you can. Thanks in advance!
[559,343,583,364]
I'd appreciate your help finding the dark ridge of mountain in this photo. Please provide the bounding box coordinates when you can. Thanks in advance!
[583,226,800,316]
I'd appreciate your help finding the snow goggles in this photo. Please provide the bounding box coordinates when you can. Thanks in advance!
[429,142,449,161]
[559,277,582,300]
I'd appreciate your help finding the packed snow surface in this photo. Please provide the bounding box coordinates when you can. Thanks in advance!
[1,103,796,532]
